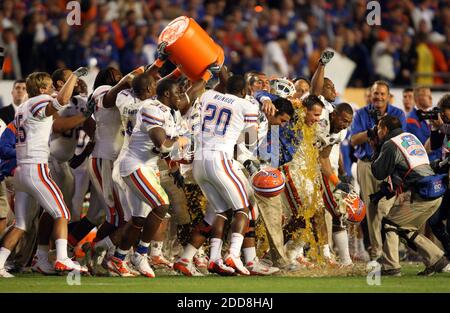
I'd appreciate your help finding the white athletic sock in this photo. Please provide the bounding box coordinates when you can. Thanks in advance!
[94,236,114,250]
[55,239,69,261]
[357,238,366,254]
[243,247,257,264]
[209,238,223,262]
[294,243,305,258]
[0,247,11,268]
[322,244,331,259]
[150,240,163,257]
[229,233,244,258]
[333,230,352,265]
[181,244,198,261]
[36,245,49,259]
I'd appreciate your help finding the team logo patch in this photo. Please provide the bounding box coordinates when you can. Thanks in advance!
[400,134,426,156]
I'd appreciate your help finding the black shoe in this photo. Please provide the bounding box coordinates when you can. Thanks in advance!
[417,256,449,276]
[381,268,401,277]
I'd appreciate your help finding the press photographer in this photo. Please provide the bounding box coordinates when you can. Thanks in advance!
[427,94,450,258]
[371,115,449,276]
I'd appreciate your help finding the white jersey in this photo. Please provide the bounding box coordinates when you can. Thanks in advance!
[196,90,259,158]
[15,94,61,164]
[49,95,87,162]
[237,95,268,164]
[119,100,181,176]
[91,85,124,161]
[115,88,142,149]
[316,106,347,173]
[75,129,90,155]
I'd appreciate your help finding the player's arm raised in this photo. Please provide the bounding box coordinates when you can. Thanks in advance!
[46,67,88,116]
[102,67,145,108]
[311,50,333,96]
[177,79,207,115]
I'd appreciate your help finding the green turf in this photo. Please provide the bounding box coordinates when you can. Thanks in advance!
[0,264,449,293]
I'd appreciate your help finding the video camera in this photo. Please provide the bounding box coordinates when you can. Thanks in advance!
[417,107,441,121]
[369,181,396,205]
[368,108,383,123]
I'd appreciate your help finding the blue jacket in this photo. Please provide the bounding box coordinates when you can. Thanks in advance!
[0,122,17,181]
[406,108,441,162]
[350,104,406,160]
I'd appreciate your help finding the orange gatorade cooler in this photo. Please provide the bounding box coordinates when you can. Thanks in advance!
[158,16,224,81]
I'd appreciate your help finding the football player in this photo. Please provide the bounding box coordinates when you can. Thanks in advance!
[31,68,96,274]
[108,76,206,277]
[175,74,259,276]
[0,69,89,277]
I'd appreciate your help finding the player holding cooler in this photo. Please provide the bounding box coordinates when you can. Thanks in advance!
[188,75,259,275]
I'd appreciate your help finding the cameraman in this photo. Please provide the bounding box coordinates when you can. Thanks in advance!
[427,94,450,258]
[371,115,448,276]
[406,86,441,162]
[350,80,406,261]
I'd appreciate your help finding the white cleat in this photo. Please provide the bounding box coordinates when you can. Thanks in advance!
[31,254,56,275]
[173,258,204,277]
[246,257,280,276]
[104,256,135,277]
[54,258,88,273]
[295,255,315,268]
[224,254,250,276]
[131,253,155,278]
[148,254,174,270]
[193,251,209,273]
[208,258,235,276]
[0,268,14,278]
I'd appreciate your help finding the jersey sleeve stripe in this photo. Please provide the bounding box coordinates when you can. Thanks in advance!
[142,117,163,126]
[244,114,259,117]
[31,102,50,116]
[142,113,164,123]
[30,100,50,112]
[32,106,46,117]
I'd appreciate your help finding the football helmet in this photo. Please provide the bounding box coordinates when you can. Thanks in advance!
[252,168,285,198]
[269,78,296,98]
[333,184,366,224]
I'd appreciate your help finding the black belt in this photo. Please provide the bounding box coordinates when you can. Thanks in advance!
[359,157,372,162]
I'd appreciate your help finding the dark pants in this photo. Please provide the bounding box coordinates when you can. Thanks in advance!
[428,190,450,256]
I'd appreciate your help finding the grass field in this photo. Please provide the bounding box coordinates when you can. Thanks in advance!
[0,263,449,293]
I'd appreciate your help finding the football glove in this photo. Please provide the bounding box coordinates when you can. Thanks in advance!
[243,159,261,177]
[169,168,185,189]
[338,175,353,185]
[83,95,96,118]
[73,67,89,78]
[319,50,334,65]
[206,62,221,76]
[156,41,170,62]
[335,182,351,194]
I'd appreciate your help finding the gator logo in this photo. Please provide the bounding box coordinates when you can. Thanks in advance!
[400,135,426,156]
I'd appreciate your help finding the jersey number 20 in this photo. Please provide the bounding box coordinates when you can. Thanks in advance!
[201,104,232,136]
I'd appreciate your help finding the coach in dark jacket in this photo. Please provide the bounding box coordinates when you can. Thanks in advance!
[371,115,449,276]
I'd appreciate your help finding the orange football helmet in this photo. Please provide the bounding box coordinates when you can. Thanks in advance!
[252,168,285,198]
[333,186,366,224]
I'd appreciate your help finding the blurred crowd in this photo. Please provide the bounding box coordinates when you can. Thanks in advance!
[0,0,449,88]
